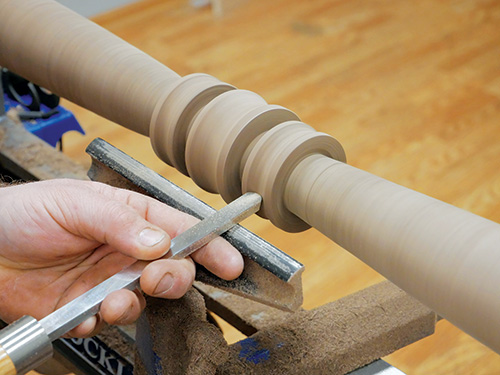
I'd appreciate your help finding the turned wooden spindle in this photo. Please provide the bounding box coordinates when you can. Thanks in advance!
[0,0,181,136]
[283,154,500,352]
[2,0,500,355]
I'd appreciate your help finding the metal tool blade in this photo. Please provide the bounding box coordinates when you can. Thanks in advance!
[39,192,262,341]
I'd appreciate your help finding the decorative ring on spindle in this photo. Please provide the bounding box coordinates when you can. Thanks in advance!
[186,89,300,200]
[242,121,346,232]
[217,104,299,202]
[150,73,234,175]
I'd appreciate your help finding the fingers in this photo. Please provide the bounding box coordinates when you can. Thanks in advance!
[65,314,105,338]
[64,256,197,337]
[140,258,196,299]
[190,237,244,280]
[92,182,244,280]
[61,257,197,338]
[46,179,243,280]
[6,179,243,280]
[63,258,197,338]
[77,189,173,261]
[65,289,145,338]
[100,289,146,325]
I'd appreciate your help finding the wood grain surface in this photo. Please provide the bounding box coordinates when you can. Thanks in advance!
[59,0,500,373]
[0,346,16,375]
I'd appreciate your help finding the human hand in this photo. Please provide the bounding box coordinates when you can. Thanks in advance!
[0,179,243,337]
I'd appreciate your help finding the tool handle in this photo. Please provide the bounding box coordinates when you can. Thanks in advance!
[0,347,16,375]
[0,0,181,136]
[0,316,52,375]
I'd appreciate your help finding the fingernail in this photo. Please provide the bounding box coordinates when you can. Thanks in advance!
[139,228,165,247]
[153,273,174,296]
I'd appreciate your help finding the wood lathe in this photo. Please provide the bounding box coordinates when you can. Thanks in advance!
[0,0,499,373]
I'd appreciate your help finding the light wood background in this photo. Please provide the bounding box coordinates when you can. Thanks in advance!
[59,0,500,373]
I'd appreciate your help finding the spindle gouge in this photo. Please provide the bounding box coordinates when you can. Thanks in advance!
[0,192,262,375]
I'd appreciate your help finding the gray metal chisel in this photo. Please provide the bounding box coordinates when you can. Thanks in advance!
[0,192,261,375]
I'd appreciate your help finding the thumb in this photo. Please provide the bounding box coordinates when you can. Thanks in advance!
[72,193,172,260]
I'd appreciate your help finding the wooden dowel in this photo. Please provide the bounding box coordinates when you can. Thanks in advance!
[0,0,181,135]
[285,154,500,353]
